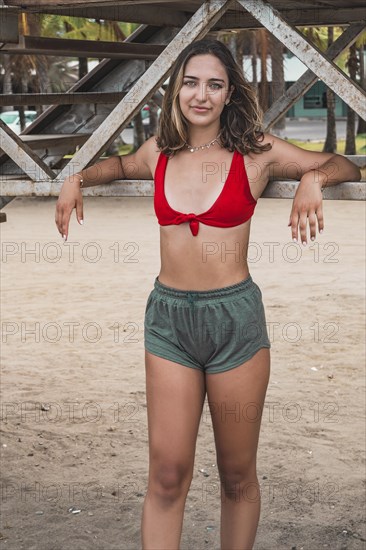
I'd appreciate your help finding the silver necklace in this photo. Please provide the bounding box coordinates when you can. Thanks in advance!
[185,132,221,153]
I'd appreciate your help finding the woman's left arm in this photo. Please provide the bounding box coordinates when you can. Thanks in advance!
[263,133,362,245]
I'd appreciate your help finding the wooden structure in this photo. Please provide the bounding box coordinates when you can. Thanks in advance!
[0,0,365,208]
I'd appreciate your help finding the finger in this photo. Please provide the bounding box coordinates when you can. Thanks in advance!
[316,204,324,234]
[290,211,299,242]
[76,198,84,225]
[61,210,71,242]
[308,211,317,241]
[299,212,308,245]
[55,206,63,237]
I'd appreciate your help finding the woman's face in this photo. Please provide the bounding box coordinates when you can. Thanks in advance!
[178,53,233,128]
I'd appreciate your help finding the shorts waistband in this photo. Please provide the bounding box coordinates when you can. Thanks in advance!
[153,274,255,302]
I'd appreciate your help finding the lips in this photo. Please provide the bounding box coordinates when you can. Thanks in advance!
[192,106,210,112]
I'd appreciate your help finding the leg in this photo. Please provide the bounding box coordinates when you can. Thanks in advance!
[141,350,206,550]
[205,348,270,550]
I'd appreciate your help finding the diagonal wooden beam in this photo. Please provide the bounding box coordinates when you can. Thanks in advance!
[56,0,235,182]
[237,0,366,121]
[264,22,366,130]
[0,121,56,180]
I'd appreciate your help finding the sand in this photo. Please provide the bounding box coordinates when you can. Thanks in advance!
[0,195,365,550]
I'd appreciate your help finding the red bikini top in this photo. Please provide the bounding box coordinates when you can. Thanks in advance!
[153,149,257,236]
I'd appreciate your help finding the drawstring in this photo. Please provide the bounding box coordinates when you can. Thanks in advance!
[186,292,198,306]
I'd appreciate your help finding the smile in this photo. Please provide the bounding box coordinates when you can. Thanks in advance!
[192,107,210,112]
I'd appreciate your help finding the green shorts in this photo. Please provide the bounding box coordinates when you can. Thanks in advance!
[144,274,271,375]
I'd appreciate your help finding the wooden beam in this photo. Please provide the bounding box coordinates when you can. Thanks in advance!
[8,133,91,149]
[32,5,189,27]
[3,3,366,30]
[0,121,56,180]
[0,92,129,106]
[216,7,366,30]
[264,22,366,129]
[4,0,179,5]
[56,0,235,182]
[1,36,166,59]
[1,177,364,200]
[237,0,366,121]
[0,7,18,43]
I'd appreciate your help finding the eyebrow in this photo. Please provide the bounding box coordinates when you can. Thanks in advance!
[183,75,225,83]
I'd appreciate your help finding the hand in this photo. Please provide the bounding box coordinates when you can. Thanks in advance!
[288,177,324,245]
[55,177,84,241]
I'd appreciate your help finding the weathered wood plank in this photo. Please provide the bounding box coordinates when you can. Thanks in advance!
[55,0,235,182]
[1,177,364,200]
[3,4,366,30]
[16,134,91,147]
[18,4,189,27]
[0,121,56,180]
[217,7,366,30]
[238,0,366,121]
[2,36,166,59]
[0,92,129,106]
[264,22,366,129]
[4,0,181,5]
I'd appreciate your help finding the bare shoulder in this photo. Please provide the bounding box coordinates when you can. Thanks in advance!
[119,135,161,180]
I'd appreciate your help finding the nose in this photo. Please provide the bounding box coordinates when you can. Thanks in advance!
[197,82,208,102]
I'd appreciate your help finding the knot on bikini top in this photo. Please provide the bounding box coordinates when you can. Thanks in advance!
[182,213,199,236]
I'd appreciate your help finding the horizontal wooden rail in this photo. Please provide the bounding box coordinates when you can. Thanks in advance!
[1,36,166,59]
[0,178,364,200]
[0,92,128,106]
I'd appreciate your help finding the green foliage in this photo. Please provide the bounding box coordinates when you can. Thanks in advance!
[286,134,366,155]
[40,15,140,43]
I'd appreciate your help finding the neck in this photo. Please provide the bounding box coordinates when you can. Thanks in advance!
[186,125,221,147]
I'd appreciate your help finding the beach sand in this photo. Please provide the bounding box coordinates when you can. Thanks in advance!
[0,195,365,549]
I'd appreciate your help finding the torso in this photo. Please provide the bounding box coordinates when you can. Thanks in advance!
[146,137,272,290]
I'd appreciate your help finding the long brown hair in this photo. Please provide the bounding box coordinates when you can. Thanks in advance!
[155,38,272,157]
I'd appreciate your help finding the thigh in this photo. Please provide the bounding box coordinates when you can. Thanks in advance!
[145,350,206,472]
[205,348,270,470]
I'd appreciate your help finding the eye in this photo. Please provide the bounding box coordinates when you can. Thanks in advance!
[183,81,223,90]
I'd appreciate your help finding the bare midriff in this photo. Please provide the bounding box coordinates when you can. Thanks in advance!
[158,220,252,290]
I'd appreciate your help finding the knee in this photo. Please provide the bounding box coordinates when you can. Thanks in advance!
[218,462,259,503]
[149,461,193,502]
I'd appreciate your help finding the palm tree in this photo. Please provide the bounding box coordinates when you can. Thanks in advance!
[269,32,285,135]
[344,41,358,154]
[258,29,269,112]
[356,41,366,135]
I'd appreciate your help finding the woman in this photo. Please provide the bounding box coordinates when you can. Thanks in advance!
[55,39,361,549]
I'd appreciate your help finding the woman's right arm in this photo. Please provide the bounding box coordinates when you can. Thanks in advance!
[55,136,155,241]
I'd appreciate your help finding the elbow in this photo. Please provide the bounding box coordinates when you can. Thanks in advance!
[355,164,362,181]
[334,153,362,182]
[347,159,362,182]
